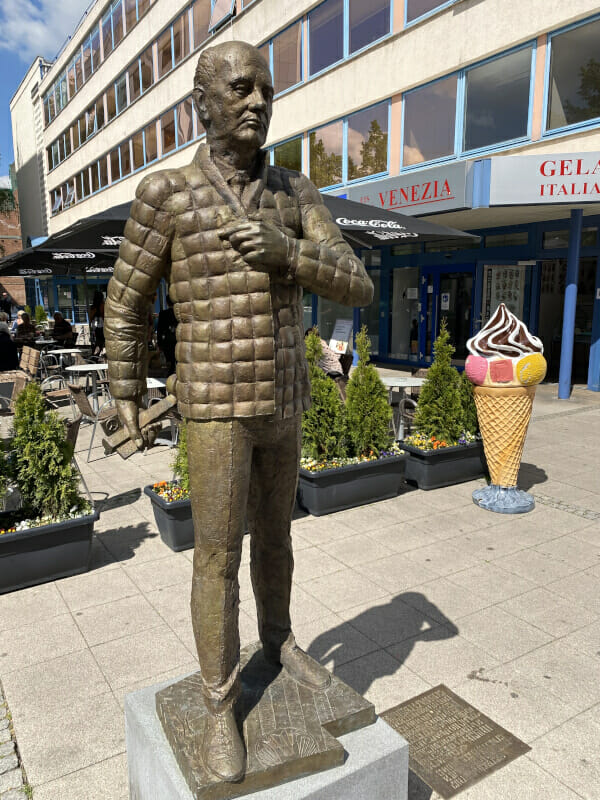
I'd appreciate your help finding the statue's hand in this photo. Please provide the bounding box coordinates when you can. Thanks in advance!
[115,399,144,450]
[220,221,291,271]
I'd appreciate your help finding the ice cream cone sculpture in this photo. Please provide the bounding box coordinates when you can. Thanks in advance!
[465,304,546,513]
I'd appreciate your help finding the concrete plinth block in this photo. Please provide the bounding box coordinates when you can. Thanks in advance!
[125,676,408,800]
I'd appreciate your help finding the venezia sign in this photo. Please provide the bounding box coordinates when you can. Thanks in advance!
[490,153,600,205]
[346,162,473,216]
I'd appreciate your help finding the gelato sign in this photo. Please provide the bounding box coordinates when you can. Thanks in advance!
[345,162,473,216]
[490,153,600,205]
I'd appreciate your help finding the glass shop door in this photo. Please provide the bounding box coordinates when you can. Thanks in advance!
[419,266,475,365]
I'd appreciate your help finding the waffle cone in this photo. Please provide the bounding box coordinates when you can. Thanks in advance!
[473,385,536,486]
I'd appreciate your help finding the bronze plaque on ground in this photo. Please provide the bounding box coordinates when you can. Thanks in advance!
[381,685,530,798]
[156,642,376,800]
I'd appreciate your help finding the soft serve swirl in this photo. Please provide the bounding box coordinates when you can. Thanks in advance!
[467,304,543,358]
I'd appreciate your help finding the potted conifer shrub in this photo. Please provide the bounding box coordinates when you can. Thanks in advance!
[401,321,486,490]
[297,327,405,516]
[0,382,98,592]
[143,420,194,551]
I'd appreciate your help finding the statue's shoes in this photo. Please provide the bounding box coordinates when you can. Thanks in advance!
[201,708,245,783]
[278,643,332,691]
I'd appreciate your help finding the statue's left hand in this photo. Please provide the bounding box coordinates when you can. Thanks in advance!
[220,221,291,270]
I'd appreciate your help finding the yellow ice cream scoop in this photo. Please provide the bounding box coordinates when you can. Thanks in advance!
[517,353,547,386]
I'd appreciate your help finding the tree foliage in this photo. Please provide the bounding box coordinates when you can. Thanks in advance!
[348,119,388,181]
[172,419,190,493]
[345,326,392,456]
[564,58,600,124]
[302,330,347,460]
[413,320,463,443]
[11,382,82,518]
[458,370,478,436]
[309,134,342,189]
[34,305,47,324]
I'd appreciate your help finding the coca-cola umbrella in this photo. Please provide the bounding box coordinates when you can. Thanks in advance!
[0,194,478,278]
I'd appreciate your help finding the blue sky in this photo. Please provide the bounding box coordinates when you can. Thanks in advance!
[0,0,93,176]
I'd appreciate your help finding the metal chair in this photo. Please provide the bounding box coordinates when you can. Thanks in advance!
[67,383,120,461]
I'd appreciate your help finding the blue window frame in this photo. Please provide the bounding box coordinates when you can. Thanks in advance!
[402,43,535,170]
[309,100,390,190]
[209,0,235,32]
[405,0,460,25]
[308,0,392,77]
[544,15,600,136]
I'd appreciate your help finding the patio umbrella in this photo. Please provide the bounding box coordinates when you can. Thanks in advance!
[0,194,478,278]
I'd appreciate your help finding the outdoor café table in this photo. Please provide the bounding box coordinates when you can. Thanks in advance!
[51,347,83,370]
[380,375,426,439]
[66,362,109,412]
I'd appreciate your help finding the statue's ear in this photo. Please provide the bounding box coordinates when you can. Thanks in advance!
[193,87,207,128]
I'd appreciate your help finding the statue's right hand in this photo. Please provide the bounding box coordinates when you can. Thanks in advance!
[115,399,144,450]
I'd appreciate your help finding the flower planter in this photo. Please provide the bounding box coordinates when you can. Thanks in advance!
[0,509,99,593]
[401,441,487,491]
[296,454,406,517]
[144,486,193,552]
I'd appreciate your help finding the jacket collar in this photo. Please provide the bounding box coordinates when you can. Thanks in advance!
[193,143,268,216]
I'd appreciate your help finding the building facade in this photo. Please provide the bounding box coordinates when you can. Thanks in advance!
[9,0,600,388]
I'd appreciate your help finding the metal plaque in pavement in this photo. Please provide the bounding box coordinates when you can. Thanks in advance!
[381,685,530,798]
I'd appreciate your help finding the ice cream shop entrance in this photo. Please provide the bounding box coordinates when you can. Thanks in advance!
[419,266,475,365]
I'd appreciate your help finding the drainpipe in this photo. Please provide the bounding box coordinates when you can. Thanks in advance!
[587,255,600,392]
[558,209,582,399]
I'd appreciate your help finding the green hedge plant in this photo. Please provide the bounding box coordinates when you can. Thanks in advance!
[345,326,392,456]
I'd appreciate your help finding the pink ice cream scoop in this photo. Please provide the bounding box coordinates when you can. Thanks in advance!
[465,355,488,385]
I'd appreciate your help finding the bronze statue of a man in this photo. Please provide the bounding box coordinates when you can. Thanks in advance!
[105,41,373,783]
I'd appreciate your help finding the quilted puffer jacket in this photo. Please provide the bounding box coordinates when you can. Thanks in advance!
[105,144,373,420]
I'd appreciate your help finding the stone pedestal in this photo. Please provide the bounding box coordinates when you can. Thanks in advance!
[125,644,409,800]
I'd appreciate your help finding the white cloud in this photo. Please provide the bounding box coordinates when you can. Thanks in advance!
[0,0,94,64]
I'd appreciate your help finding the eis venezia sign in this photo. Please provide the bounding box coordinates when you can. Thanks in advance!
[490,153,600,205]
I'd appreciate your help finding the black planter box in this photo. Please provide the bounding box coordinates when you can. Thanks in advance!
[297,455,406,517]
[0,510,98,594]
[144,486,193,551]
[401,441,487,491]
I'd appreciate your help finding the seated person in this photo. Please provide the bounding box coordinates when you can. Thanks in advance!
[12,312,36,344]
[306,327,352,399]
[52,312,74,344]
[0,316,18,371]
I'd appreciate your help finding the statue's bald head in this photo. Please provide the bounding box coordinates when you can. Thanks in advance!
[194,41,269,96]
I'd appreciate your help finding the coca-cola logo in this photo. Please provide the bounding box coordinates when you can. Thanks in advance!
[101,235,124,246]
[336,217,407,230]
[52,251,96,260]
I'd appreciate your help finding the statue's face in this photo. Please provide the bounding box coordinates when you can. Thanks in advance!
[200,47,273,152]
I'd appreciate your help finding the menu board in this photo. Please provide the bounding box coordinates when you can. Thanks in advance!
[329,319,353,354]
[483,265,526,322]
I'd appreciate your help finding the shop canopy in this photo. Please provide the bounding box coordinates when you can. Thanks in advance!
[0,195,478,278]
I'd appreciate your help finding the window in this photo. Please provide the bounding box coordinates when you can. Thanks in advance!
[128,62,141,102]
[71,122,80,150]
[86,105,96,138]
[403,75,457,166]
[120,141,132,176]
[91,28,101,71]
[209,0,235,32]
[64,181,75,208]
[464,47,532,151]
[158,28,173,78]
[138,0,151,16]
[273,137,302,171]
[132,131,144,169]
[145,121,158,162]
[83,39,92,80]
[309,0,343,75]
[78,115,88,146]
[91,164,100,194]
[273,22,302,94]
[406,0,452,24]
[310,120,343,188]
[547,17,600,131]
[193,0,210,48]
[125,0,137,32]
[67,65,76,99]
[347,102,388,180]
[106,86,117,121]
[51,189,63,215]
[96,97,105,130]
[173,12,190,66]
[177,98,194,145]
[99,158,109,188]
[64,131,72,159]
[74,56,83,92]
[102,13,113,59]
[140,46,154,91]
[116,74,128,113]
[349,0,390,54]
[485,232,529,248]
[110,148,121,182]
[161,109,176,155]
[77,169,90,200]
[112,1,124,47]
